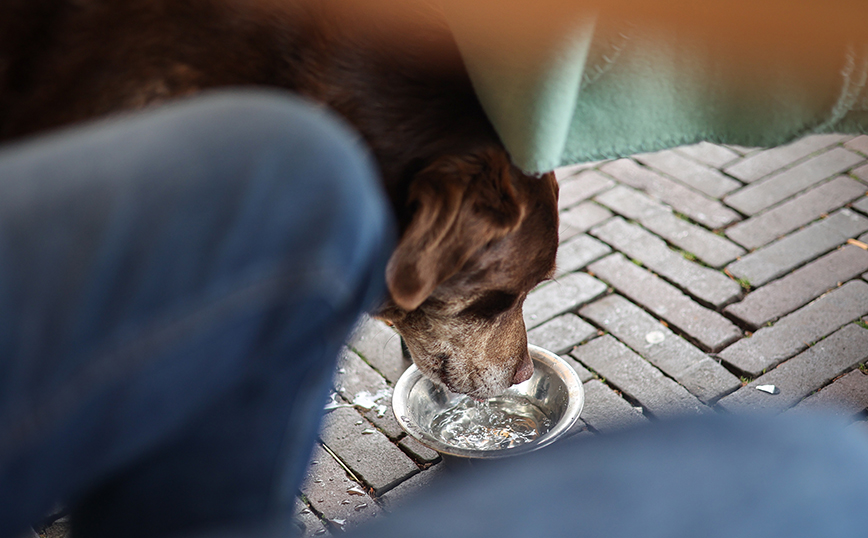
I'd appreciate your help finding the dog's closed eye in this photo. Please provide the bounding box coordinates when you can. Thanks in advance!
[461,290,520,319]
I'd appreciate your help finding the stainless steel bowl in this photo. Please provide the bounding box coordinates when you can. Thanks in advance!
[392,345,584,458]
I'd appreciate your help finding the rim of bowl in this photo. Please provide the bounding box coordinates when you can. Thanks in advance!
[392,345,584,458]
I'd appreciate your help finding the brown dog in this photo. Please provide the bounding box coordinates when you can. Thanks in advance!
[0,0,559,398]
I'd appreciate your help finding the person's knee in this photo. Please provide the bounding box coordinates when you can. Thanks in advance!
[182,90,396,301]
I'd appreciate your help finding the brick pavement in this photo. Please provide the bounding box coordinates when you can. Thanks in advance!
[130,135,868,538]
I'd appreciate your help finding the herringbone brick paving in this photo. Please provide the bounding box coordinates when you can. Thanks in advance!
[295,135,868,536]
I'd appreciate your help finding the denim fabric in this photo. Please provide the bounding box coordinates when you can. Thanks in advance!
[350,414,868,538]
[0,91,394,538]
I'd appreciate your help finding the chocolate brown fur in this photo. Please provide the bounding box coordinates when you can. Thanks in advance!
[0,0,559,397]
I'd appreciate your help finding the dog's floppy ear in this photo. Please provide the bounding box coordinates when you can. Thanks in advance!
[386,148,527,311]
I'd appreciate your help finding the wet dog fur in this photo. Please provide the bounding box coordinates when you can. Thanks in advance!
[0,0,560,398]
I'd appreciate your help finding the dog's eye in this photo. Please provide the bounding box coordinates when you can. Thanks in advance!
[462,290,520,319]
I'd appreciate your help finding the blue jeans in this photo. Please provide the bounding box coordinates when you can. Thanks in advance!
[0,91,395,538]
[351,413,868,538]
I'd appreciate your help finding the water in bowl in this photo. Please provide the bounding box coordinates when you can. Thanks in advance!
[429,394,552,451]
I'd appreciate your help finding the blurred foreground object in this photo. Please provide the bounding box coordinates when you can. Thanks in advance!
[437,0,868,172]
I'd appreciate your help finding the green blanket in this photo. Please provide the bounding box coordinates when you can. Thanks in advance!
[444,12,868,174]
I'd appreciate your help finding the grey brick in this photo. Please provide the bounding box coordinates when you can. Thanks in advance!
[523,272,607,329]
[591,217,741,307]
[580,295,740,403]
[726,176,867,250]
[636,149,741,198]
[724,148,864,215]
[725,244,868,329]
[600,159,740,229]
[677,359,742,405]
[362,392,405,441]
[675,142,741,168]
[853,195,868,216]
[300,444,381,531]
[718,280,868,376]
[333,348,389,404]
[853,163,868,182]
[580,379,648,433]
[724,144,759,156]
[595,185,745,267]
[558,202,613,243]
[588,253,742,351]
[293,498,329,538]
[320,407,418,494]
[348,315,409,385]
[562,354,595,382]
[527,313,598,354]
[570,335,708,418]
[399,436,441,464]
[555,233,612,277]
[845,135,868,156]
[723,134,849,182]
[717,324,868,413]
[379,463,449,512]
[726,209,868,287]
[554,159,609,181]
[558,170,616,210]
[790,370,868,418]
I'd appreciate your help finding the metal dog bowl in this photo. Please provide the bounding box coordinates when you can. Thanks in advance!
[392,345,584,458]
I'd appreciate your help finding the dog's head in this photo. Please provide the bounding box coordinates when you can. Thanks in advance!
[376,146,558,399]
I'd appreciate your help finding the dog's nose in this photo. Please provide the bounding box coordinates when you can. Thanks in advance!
[512,352,534,385]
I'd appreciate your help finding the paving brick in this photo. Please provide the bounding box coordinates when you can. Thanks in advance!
[300,444,381,531]
[718,281,868,376]
[636,149,742,198]
[554,159,609,181]
[844,135,868,156]
[348,315,409,385]
[580,295,740,403]
[320,407,418,494]
[579,379,648,433]
[293,498,329,538]
[555,233,612,277]
[558,170,616,210]
[724,148,865,215]
[725,244,868,329]
[717,324,868,413]
[725,176,867,250]
[523,272,607,329]
[595,185,745,267]
[570,335,708,418]
[379,463,449,512]
[853,163,868,182]
[399,436,441,464]
[726,209,868,287]
[790,370,868,418]
[333,348,390,405]
[588,253,742,352]
[527,313,598,354]
[853,195,868,215]
[591,217,741,307]
[600,159,740,229]
[674,142,741,168]
[362,392,405,441]
[724,144,758,156]
[723,134,849,182]
[562,354,595,382]
[558,202,613,243]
